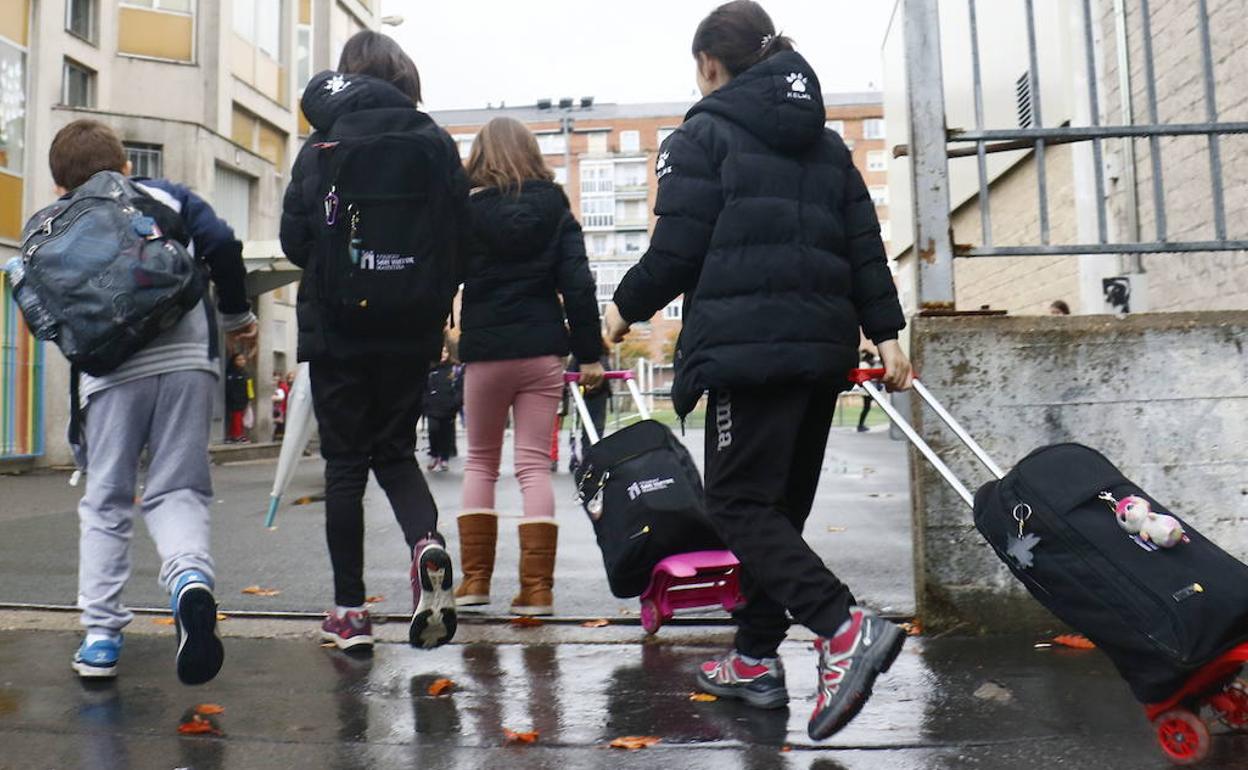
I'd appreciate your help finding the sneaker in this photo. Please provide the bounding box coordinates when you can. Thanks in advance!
[436,460,449,473]
[857,425,870,433]
[427,457,439,471]
[320,609,375,652]
[409,534,457,649]
[72,635,122,679]
[694,650,789,709]
[808,607,905,740]
[171,571,225,686]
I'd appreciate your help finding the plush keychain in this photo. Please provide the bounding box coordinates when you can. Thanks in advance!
[1108,494,1188,548]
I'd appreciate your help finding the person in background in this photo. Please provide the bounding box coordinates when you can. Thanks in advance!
[453,117,604,617]
[604,1,913,741]
[424,348,462,473]
[857,349,879,434]
[1049,299,1071,316]
[271,372,290,442]
[225,353,253,444]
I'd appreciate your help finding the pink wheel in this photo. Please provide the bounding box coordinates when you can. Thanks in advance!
[1154,709,1210,765]
[640,599,662,635]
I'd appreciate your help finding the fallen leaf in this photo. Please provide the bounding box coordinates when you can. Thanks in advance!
[510,617,543,627]
[177,714,223,737]
[781,745,792,753]
[504,728,539,745]
[581,619,610,628]
[427,678,454,696]
[241,585,281,597]
[689,692,718,702]
[216,613,228,621]
[826,526,847,533]
[610,735,661,750]
[365,595,385,604]
[152,617,175,626]
[1052,633,1096,650]
[900,620,923,636]
[972,681,1013,704]
[194,704,225,716]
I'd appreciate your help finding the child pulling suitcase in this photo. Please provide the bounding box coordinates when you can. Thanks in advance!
[854,367,1248,765]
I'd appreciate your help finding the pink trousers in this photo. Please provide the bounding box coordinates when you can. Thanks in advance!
[461,355,563,519]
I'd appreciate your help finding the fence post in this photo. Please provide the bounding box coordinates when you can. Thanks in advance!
[903,0,956,310]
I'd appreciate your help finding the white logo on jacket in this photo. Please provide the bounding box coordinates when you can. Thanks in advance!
[325,74,351,94]
[785,72,812,101]
[655,150,673,180]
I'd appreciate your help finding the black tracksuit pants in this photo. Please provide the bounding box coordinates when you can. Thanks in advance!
[310,357,439,607]
[704,385,855,659]
[426,415,456,461]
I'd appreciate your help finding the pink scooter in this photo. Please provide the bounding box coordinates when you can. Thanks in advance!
[566,371,745,634]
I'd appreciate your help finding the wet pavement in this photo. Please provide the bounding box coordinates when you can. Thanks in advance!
[1,625,1245,770]
[0,425,914,619]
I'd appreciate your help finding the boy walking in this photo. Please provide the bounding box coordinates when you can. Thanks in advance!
[47,120,256,684]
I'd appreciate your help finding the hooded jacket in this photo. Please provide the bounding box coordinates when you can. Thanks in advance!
[612,51,905,416]
[458,181,602,364]
[280,70,471,362]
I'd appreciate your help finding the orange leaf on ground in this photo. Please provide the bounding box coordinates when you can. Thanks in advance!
[689,692,718,702]
[900,620,923,636]
[609,735,661,750]
[427,678,454,696]
[510,617,543,627]
[581,619,609,628]
[365,595,385,604]
[216,613,228,621]
[194,704,225,716]
[504,728,540,745]
[240,585,281,597]
[177,714,223,736]
[781,745,792,752]
[1053,633,1096,650]
[151,617,175,626]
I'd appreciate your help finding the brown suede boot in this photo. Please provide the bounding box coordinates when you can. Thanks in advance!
[511,520,558,616]
[454,511,498,607]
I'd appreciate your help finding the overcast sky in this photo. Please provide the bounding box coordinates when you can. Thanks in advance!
[380,1,897,112]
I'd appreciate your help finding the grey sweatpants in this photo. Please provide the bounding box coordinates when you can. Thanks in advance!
[77,370,216,634]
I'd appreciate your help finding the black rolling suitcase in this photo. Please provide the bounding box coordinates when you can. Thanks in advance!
[853,368,1248,704]
[567,371,723,598]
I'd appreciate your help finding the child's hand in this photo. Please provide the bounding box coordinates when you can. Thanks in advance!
[878,339,914,392]
[580,362,605,391]
[605,303,630,343]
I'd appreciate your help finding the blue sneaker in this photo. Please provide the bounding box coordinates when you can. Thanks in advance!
[171,571,224,685]
[72,635,123,679]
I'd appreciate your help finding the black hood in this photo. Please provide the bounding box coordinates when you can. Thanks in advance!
[300,70,415,133]
[687,51,826,154]
[469,181,569,261]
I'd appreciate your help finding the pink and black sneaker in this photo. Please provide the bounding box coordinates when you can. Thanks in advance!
[409,533,457,649]
[808,607,906,740]
[320,608,374,652]
[694,650,789,709]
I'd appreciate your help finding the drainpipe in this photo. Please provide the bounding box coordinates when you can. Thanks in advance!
[1113,0,1144,273]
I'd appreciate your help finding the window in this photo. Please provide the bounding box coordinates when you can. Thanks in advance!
[825,120,845,135]
[62,59,95,107]
[657,127,677,146]
[621,231,648,254]
[878,219,891,241]
[67,0,97,43]
[581,197,614,228]
[553,166,567,186]
[118,0,195,62]
[615,160,646,188]
[580,162,614,195]
[863,118,886,139]
[453,134,475,160]
[586,233,610,256]
[295,18,312,90]
[0,37,27,177]
[123,0,192,10]
[866,150,887,172]
[233,0,280,59]
[618,130,640,154]
[868,185,889,206]
[616,199,646,225]
[124,142,163,178]
[536,132,567,155]
[213,165,254,240]
[664,301,682,320]
[587,131,608,155]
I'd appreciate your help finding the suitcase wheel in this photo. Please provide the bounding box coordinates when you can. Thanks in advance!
[1210,679,1248,731]
[640,599,662,635]
[1154,709,1210,765]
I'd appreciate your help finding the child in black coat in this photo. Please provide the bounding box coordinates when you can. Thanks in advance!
[424,350,462,472]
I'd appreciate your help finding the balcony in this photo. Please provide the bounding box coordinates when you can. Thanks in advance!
[614,183,648,200]
[614,217,649,231]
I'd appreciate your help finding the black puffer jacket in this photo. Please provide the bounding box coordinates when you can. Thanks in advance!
[458,181,602,364]
[612,51,904,416]
[280,71,470,362]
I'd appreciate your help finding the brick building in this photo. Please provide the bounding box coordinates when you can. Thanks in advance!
[432,92,891,364]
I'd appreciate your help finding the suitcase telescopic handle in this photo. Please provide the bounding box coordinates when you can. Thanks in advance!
[849,367,1005,510]
[565,371,651,445]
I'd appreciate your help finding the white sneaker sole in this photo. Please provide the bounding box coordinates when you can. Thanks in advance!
[410,545,457,649]
[72,660,118,679]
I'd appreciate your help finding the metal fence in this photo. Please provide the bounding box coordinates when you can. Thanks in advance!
[902,0,1248,308]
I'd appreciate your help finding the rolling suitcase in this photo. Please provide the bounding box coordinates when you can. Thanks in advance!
[853,367,1248,765]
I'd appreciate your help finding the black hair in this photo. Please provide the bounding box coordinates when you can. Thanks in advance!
[691,0,795,77]
[337,30,422,104]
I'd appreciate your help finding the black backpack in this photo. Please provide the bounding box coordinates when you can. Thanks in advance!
[313,109,457,336]
[575,420,724,598]
[974,443,1248,702]
[5,171,205,376]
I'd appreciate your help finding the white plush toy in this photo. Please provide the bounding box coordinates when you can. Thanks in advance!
[1141,512,1187,548]
[1114,496,1151,534]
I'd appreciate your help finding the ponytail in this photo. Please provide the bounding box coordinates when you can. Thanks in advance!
[692,0,795,77]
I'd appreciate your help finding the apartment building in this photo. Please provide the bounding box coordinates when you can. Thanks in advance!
[433,92,891,364]
[0,0,377,465]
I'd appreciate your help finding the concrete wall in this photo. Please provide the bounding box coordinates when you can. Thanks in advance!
[909,311,1248,631]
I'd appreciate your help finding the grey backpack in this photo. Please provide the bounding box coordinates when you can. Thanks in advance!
[4,171,206,376]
